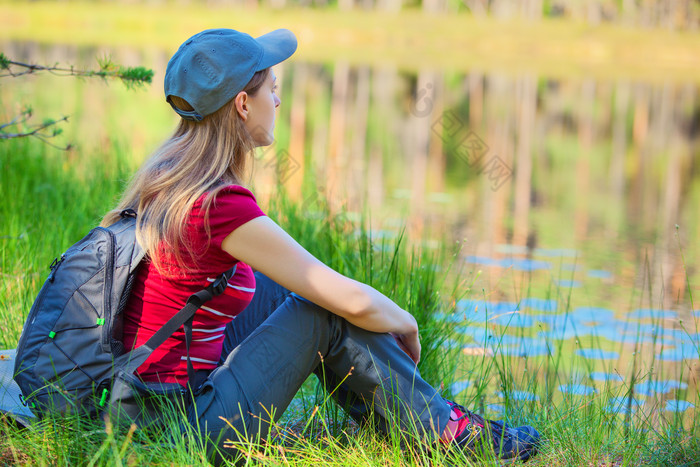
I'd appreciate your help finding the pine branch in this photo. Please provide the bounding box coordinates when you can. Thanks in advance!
[0,52,153,88]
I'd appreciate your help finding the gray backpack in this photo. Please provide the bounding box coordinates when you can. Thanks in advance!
[13,209,234,419]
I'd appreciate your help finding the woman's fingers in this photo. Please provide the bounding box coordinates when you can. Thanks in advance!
[391,332,421,365]
[405,332,421,365]
[389,332,411,361]
[392,334,411,356]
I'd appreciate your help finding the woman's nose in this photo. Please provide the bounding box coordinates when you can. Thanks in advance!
[274,94,281,108]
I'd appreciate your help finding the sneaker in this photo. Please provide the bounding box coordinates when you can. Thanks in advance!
[444,400,540,462]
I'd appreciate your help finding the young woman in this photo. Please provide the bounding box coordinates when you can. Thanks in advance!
[102,28,540,464]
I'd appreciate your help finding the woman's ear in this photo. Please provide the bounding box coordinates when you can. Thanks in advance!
[234,91,249,121]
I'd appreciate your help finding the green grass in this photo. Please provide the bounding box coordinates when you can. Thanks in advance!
[2,137,700,465]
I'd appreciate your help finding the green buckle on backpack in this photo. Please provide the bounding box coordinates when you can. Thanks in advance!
[99,388,109,407]
[96,318,105,325]
[48,331,56,338]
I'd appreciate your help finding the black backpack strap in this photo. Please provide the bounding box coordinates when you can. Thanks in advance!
[122,264,237,384]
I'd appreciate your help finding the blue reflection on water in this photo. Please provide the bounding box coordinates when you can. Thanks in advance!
[455,326,490,343]
[664,400,694,412]
[662,329,700,342]
[487,403,505,414]
[462,309,489,324]
[465,256,550,271]
[449,380,471,395]
[606,396,645,414]
[490,334,537,347]
[531,313,571,327]
[465,255,505,267]
[520,297,558,312]
[592,327,653,344]
[452,303,487,324]
[438,312,467,323]
[615,334,653,344]
[487,302,519,313]
[538,317,593,340]
[456,327,555,357]
[628,308,678,319]
[539,327,582,341]
[559,384,597,396]
[634,380,689,396]
[656,344,700,361]
[556,279,581,288]
[589,372,624,383]
[588,269,613,279]
[440,338,463,349]
[588,326,625,342]
[498,390,540,402]
[489,313,534,328]
[650,334,684,346]
[458,328,526,348]
[499,342,553,357]
[533,248,578,257]
[457,299,517,316]
[613,326,696,346]
[626,323,666,334]
[575,348,620,360]
[514,258,552,271]
[571,307,615,324]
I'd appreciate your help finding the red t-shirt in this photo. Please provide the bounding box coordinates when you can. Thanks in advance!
[122,185,265,385]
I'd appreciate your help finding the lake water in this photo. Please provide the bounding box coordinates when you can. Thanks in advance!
[2,38,698,418]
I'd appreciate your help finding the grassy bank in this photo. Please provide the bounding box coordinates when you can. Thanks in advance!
[1,138,699,465]
[2,0,700,84]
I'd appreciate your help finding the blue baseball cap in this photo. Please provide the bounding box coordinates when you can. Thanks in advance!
[164,28,297,121]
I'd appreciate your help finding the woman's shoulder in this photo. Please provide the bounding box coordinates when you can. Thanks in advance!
[216,184,257,200]
[192,184,259,210]
[188,184,266,250]
[211,184,262,213]
[193,184,266,226]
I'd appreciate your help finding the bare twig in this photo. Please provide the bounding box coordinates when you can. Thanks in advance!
[0,116,68,139]
[0,106,71,149]
[0,52,153,87]
[0,113,24,131]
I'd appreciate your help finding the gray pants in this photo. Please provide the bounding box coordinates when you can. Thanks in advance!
[186,273,450,463]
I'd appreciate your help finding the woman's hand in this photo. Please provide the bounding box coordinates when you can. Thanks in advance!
[390,330,421,365]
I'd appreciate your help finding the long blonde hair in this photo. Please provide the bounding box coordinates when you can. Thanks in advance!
[102,68,269,274]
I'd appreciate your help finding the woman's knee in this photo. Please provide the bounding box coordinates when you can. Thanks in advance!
[280,292,332,321]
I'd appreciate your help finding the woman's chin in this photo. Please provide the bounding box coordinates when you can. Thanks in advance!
[255,137,275,147]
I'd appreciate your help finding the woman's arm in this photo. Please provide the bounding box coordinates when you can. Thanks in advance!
[221,216,420,364]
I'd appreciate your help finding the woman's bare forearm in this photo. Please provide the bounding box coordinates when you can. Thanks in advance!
[344,281,418,335]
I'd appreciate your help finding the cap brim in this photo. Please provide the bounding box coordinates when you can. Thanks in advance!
[255,29,298,70]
